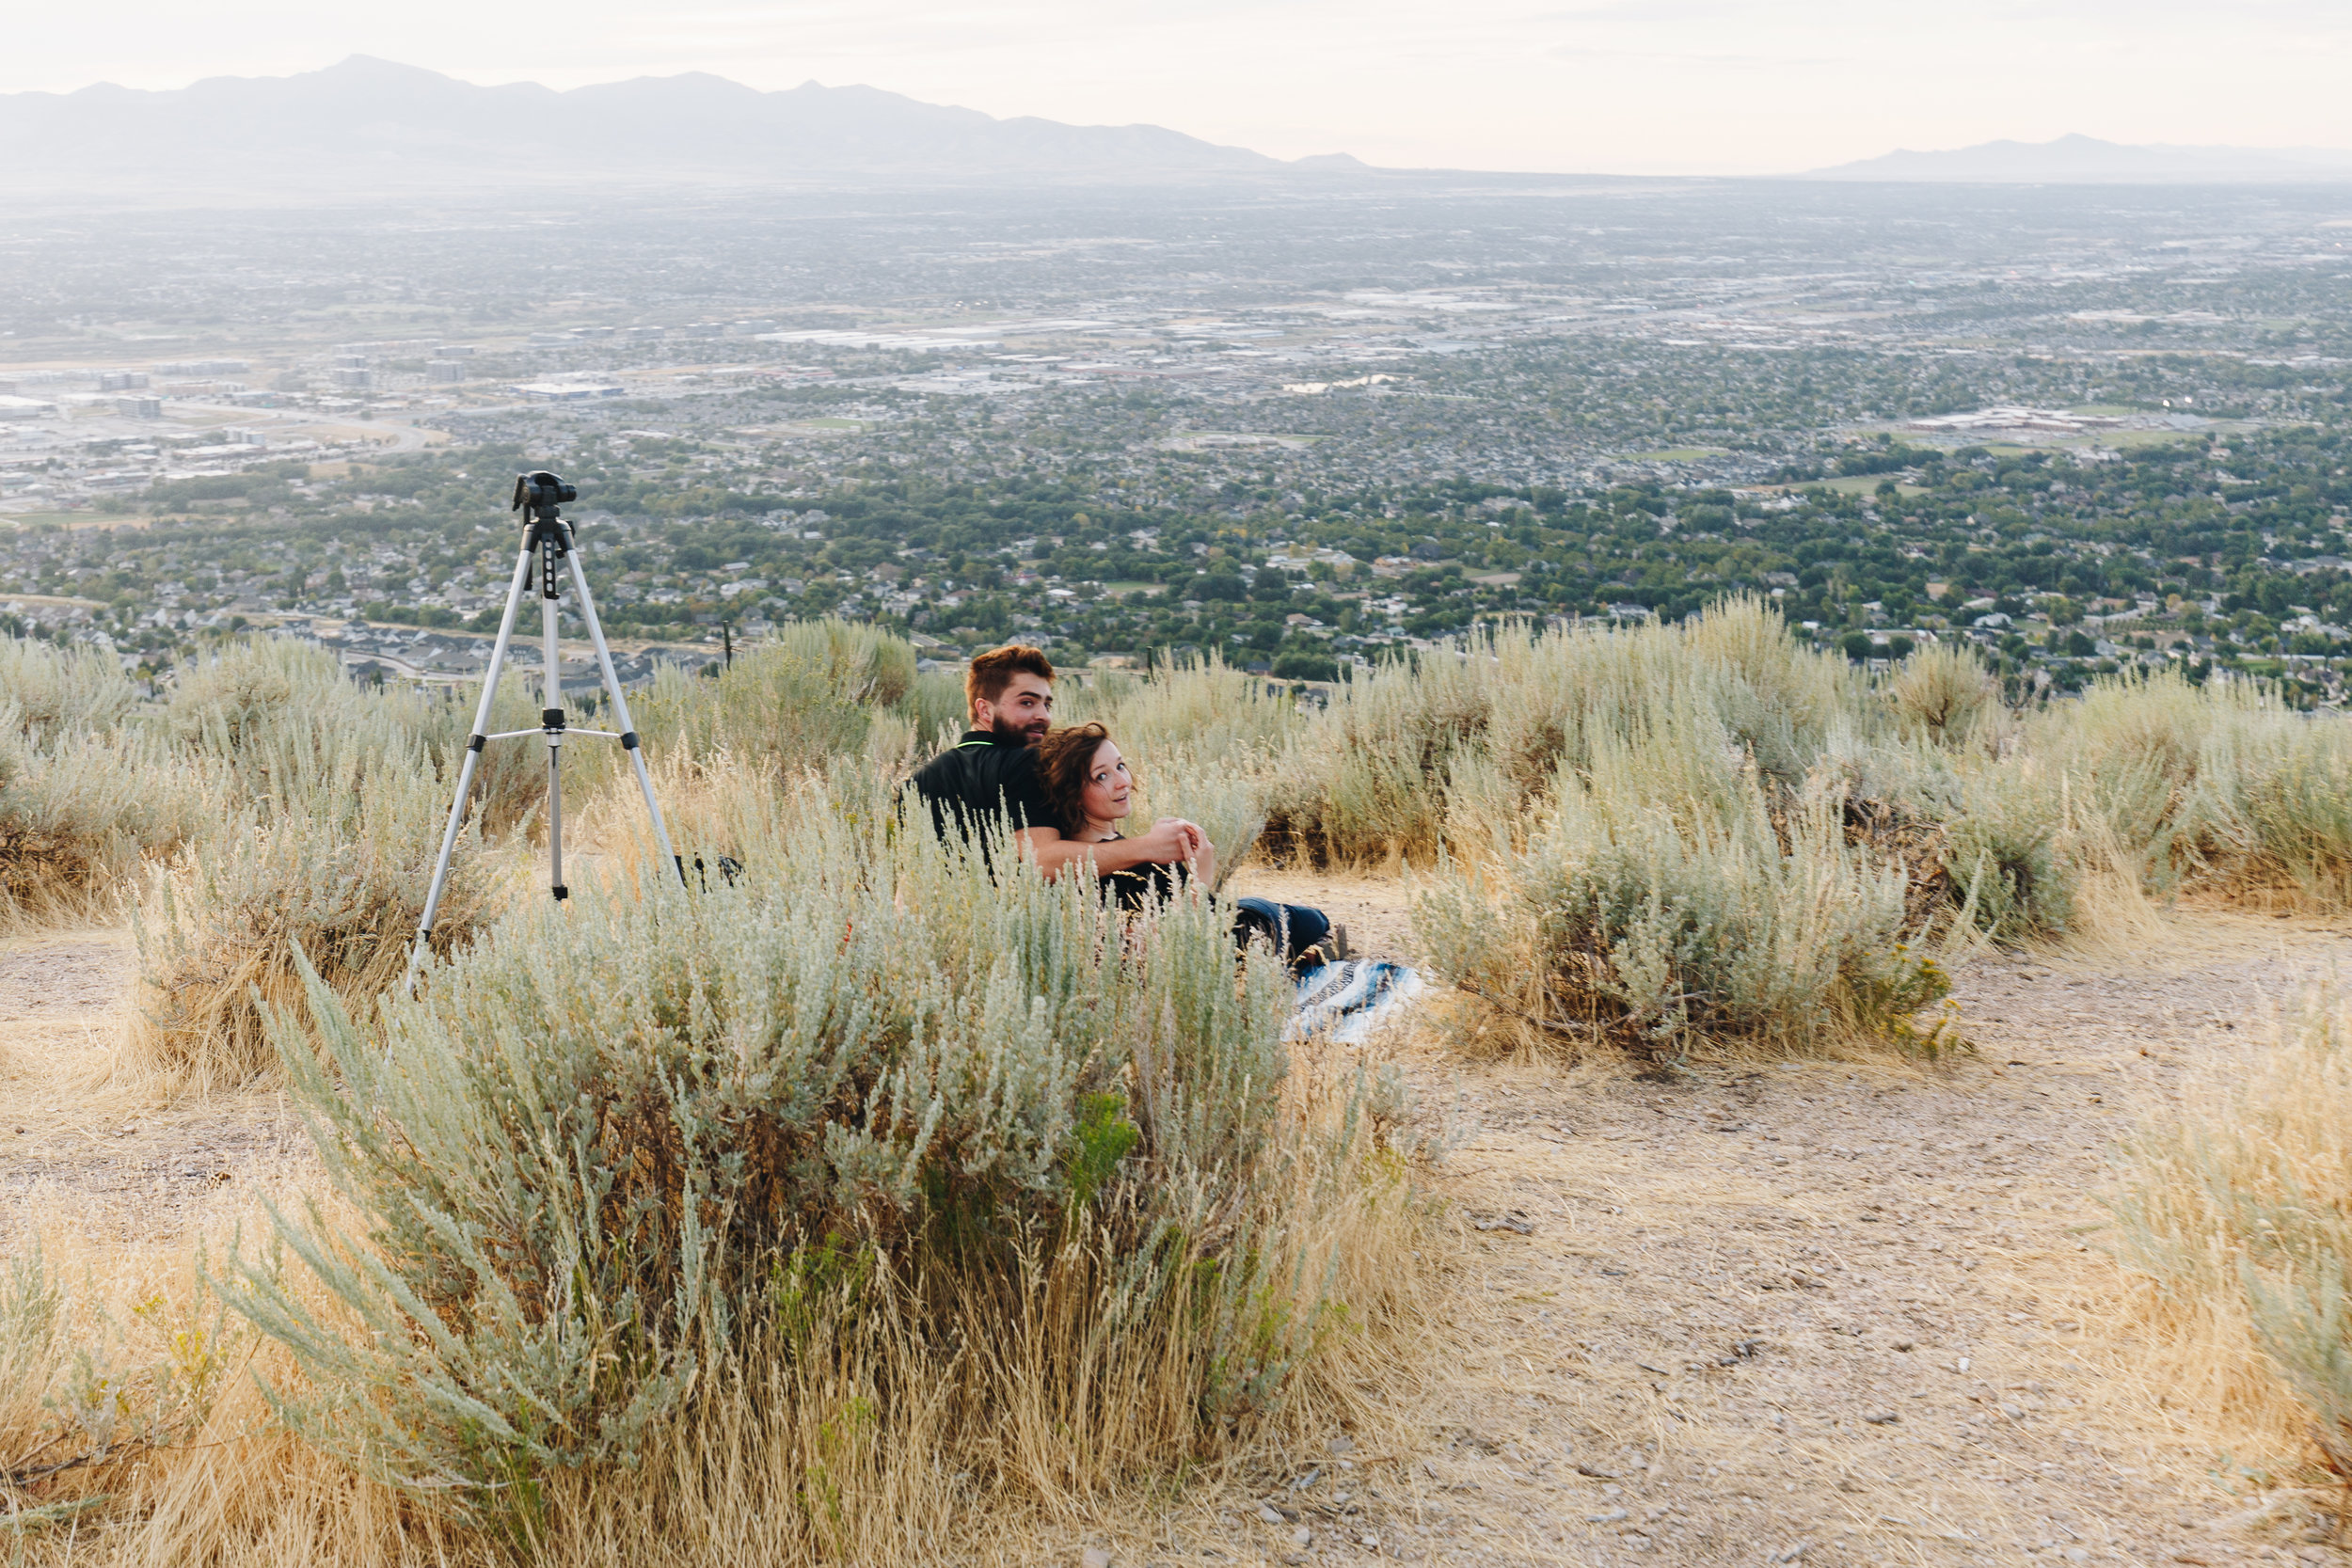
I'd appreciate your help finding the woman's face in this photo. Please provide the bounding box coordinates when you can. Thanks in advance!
[1080,739,1133,826]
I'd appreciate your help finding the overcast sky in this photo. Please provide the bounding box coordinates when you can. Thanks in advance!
[8,1,2350,175]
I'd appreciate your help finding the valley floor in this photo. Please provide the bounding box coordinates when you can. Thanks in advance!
[3,880,2347,1567]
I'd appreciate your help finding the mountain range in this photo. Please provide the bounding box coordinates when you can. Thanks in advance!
[1808,133,2352,183]
[0,55,1363,199]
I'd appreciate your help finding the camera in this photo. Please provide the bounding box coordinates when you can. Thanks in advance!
[511,469,577,518]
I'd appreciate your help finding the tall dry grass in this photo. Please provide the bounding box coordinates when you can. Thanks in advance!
[123,725,494,1091]
[2106,982,2352,1480]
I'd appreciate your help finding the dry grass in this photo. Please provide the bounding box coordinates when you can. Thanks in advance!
[0,1036,1429,1566]
[120,729,495,1093]
[2106,979,2352,1481]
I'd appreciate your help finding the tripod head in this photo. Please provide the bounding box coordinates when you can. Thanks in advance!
[512,469,577,524]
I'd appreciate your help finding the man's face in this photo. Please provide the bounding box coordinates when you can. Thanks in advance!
[975,672,1053,745]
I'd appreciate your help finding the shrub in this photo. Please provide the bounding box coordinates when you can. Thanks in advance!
[0,723,203,927]
[1885,642,1999,747]
[167,636,350,756]
[1061,654,1308,771]
[1417,711,1947,1055]
[224,785,1404,1527]
[1263,644,1490,867]
[638,622,918,766]
[126,725,490,1089]
[1266,600,1869,869]
[0,636,137,740]
[2035,668,2352,908]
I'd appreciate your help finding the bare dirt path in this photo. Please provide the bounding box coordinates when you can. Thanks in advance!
[1203,871,2352,1568]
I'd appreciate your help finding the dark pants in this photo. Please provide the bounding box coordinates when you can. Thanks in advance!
[1232,896,1331,969]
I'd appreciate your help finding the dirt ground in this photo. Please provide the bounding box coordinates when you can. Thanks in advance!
[1201,868,2352,1568]
[6,882,2350,1567]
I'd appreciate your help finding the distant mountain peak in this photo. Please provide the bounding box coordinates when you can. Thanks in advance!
[0,57,1367,201]
[1807,133,2352,183]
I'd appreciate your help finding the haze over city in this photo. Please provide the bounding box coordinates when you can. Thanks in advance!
[8,0,2352,173]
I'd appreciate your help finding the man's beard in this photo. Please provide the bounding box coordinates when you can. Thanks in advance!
[990,714,1048,745]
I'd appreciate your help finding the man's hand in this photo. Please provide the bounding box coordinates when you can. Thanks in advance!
[1016,816,1215,882]
[1131,816,1197,864]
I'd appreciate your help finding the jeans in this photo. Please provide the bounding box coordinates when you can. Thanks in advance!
[1232,896,1332,969]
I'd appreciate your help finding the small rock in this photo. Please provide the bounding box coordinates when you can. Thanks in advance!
[1082,1550,1111,1568]
[1258,1503,1288,1526]
[2000,1402,2026,1419]
[1863,1412,1899,1425]
[2064,1551,2088,1564]
[1291,1525,1312,1547]
[1587,1509,1629,1524]
[1328,1433,1357,1456]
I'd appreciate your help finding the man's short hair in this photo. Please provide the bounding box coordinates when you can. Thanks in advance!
[966,644,1056,707]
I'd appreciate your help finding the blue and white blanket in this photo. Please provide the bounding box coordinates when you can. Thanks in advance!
[1289,958,1424,1043]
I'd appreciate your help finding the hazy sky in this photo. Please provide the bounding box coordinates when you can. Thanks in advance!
[9,1,2352,175]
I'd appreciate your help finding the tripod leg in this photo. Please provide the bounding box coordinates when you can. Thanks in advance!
[543,549,566,902]
[565,547,685,884]
[405,543,534,995]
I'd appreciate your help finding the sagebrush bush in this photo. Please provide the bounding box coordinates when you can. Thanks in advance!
[128,725,490,1087]
[0,721,204,926]
[167,636,349,755]
[2108,984,2352,1476]
[0,636,138,740]
[637,619,919,767]
[227,781,1401,1523]
[1886,641,2000,747]
[2032,667,2352,907]
[1417,707,1948,1054]
[1263,643,1489,866]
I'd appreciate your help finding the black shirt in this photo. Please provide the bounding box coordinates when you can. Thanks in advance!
[1095,833,1187,910]
[910,731,1060,848]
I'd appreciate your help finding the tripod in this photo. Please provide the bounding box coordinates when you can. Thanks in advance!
[405,469,681,994]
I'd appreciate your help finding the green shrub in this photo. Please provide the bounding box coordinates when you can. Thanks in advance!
[167,636,349,755]
[224,784,1377,1523]
[128,725,490,1088]
[1885,641,1999,747]
[638,622,918,766]
[0,721,203,926]
[0,636,137,740]
[1417,710,1944,1054]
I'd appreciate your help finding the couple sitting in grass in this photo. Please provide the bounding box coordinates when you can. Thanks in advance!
[912,643,1335,969]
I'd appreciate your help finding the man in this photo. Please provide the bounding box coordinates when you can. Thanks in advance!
[910,643,1200,878]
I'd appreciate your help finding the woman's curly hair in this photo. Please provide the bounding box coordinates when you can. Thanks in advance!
[1032,721,1120,837]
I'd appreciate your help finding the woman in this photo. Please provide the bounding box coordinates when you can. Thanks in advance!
[1033,721,1332,969]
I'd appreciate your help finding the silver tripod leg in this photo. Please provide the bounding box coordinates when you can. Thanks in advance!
[404,542,535,995]
[564,546,683,883]
[542,544,566,904]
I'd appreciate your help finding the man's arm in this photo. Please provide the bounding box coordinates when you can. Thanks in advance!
[1018,818,1202,881]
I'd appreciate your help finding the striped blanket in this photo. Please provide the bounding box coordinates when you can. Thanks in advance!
[1289,958,1424,1043]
